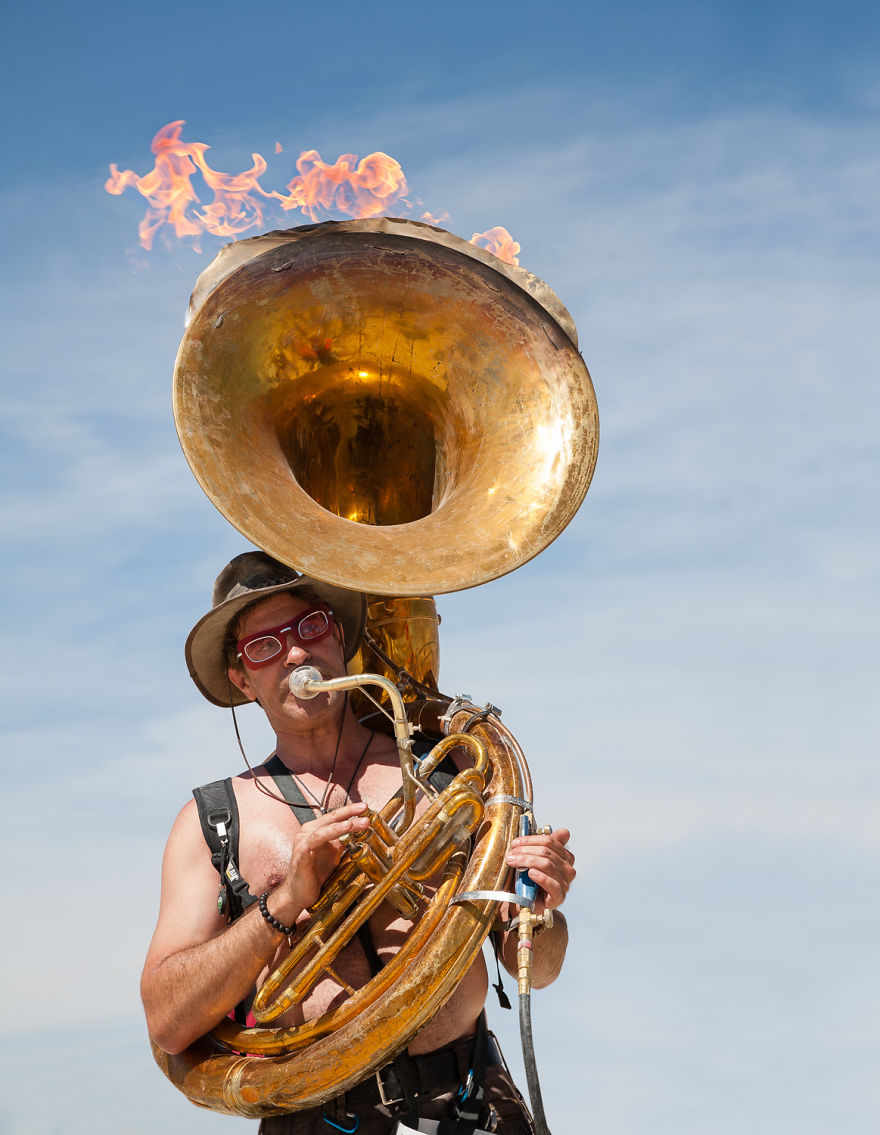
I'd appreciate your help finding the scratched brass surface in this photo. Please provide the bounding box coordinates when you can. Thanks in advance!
[173,219,598,597]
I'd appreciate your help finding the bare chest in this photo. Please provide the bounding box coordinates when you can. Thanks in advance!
[222,751,487,1044]
[232,759,409,894]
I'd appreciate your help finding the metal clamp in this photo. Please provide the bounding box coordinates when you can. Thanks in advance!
[450,889,530,908]
[484,794,532,810]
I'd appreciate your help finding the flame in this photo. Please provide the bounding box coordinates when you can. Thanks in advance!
[470,226,521,267]
[107,122,521,263]
[106,121,276,249]
[278,150,407,221]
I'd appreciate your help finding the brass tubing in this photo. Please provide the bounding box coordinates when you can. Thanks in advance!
[346,837,422,919]
[253,775,486,1023]
[291,668,421,829]
[405,791,485,882]
[209,861,465,1058]
[155,710,524,1114]
[413,732,488,784]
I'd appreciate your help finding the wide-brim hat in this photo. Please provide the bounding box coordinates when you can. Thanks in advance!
[185,550,368,708]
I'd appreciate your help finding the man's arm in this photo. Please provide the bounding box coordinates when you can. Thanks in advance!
[141,797,369,1054]
[497,827,576,988]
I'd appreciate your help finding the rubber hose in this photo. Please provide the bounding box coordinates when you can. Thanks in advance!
[519,991,551,1135]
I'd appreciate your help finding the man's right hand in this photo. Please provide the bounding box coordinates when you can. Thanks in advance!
[270,802,371,924]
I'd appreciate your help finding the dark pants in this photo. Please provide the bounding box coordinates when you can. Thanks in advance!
[258,1035,535,1134]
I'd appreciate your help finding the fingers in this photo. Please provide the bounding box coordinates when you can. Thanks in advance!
[281,804,371,913]
[505,828,576,910]
[289,803,370,871]
[299,802,370,845]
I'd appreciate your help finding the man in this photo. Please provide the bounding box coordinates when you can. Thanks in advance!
[143,551,576,1133]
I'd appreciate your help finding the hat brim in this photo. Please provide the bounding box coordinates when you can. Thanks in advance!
[185,577,367,708]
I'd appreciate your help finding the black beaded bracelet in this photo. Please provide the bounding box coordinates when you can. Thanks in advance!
[258,891,294,936]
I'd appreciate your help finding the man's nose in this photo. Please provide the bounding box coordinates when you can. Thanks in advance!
[282,633,309,664]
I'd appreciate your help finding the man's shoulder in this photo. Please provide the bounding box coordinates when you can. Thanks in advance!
[188,768,260,820]
[172,768,250,839]
[191,765,257,790]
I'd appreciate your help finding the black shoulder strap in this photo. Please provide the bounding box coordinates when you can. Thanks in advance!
[192,778,258,920]
[264,754,317,826]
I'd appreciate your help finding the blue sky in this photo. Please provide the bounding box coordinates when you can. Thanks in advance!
[2,3,878,1133]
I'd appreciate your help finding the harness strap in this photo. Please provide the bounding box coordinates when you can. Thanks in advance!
[192,778,259,1026]
[192,779,259,919]
[264,753,318,825]
[380,1049,421,1128]
[435,1012,490,1134]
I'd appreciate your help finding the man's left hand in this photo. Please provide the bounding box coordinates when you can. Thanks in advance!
[504,827,576,914]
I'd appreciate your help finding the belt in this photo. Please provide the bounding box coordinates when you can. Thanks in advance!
[344,1032,502,1111]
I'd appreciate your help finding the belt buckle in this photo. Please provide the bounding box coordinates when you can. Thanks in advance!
[375,1065,405,1110]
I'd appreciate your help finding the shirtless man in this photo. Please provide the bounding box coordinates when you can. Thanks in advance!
[143,551,576,1133]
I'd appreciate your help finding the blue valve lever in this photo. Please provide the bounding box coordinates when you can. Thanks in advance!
[515,813,539,907]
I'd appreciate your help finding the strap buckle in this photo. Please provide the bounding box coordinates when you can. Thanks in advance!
[206,808,232,844]
[375,1065,405,1110]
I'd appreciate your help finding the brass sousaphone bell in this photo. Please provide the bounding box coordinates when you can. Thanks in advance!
[156,218,598,1116]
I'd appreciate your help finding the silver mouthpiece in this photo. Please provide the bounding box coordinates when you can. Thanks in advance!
[289,666,323,700]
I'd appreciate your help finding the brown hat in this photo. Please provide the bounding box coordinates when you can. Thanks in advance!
[185,551,368,708]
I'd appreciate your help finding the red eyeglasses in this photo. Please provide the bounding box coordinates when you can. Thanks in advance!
[236,605,335,668]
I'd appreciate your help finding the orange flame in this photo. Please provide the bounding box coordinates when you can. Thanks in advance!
[107,122,520,264]
[279,150,407,221]
[106,121,275,249]
[470,226,521,267]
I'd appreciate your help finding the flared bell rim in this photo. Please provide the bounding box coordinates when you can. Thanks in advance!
[174,220,599,597]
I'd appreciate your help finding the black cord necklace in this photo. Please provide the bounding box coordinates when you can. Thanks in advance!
[293,696,347,813]
[229,685,372,814]
[287,728,375,815]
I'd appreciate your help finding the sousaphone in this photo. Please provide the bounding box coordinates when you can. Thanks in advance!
[155,218,598,1117]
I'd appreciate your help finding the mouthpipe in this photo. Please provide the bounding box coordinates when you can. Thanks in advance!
[288,666,420,825]
[289,669,410,736]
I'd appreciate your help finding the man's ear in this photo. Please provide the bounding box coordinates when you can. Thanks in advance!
[227,665,257,702]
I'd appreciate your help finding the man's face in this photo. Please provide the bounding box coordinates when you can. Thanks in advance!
[227,592,347,728]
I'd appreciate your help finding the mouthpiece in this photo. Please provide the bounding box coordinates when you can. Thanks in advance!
[289,666,323,699]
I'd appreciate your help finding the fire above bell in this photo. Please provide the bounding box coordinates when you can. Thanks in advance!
[173,217,599,598]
